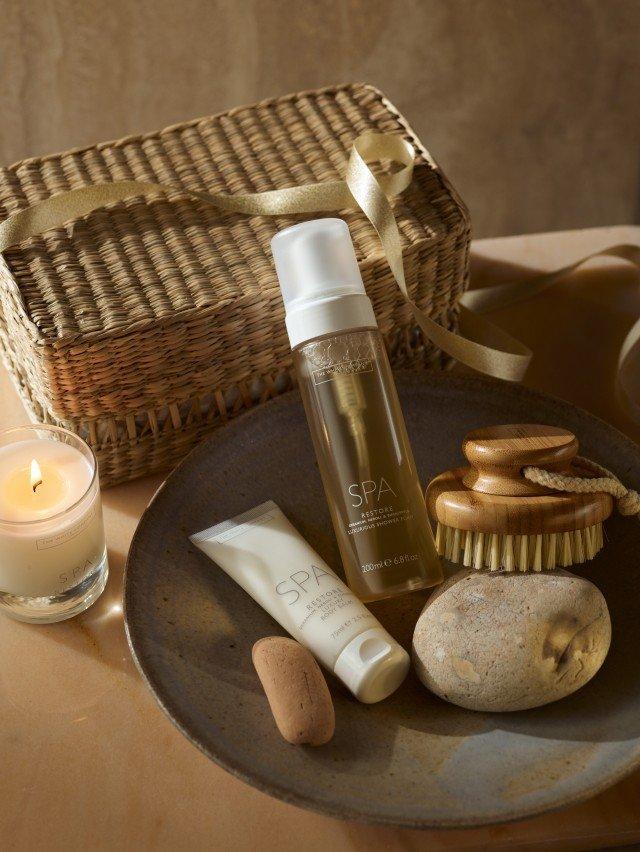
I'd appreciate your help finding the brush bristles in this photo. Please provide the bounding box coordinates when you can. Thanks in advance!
[435,523,605,571]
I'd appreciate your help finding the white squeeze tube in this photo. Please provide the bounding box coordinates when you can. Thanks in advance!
[190,500,410,703]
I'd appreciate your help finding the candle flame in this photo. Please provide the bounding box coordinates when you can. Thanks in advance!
[30,458,43,493]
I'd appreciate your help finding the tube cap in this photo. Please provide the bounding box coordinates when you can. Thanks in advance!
[270,218,376,348]
[333,627,410,703]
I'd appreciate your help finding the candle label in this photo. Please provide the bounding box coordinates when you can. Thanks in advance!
[36,504,98,550]
[57,554,102,593]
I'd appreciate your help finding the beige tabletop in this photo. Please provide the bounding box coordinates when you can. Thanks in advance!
[1,226,640,852]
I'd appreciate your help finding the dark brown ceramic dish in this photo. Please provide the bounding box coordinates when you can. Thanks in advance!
[124,373,640,828]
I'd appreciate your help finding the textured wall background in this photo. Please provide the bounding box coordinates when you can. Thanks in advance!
[2,0,639,237]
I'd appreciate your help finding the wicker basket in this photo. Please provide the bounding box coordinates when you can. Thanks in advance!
[0,83,470,486]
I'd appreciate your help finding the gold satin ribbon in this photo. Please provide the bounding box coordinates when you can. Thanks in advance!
[1,131,639,411]
[459,242,640,424]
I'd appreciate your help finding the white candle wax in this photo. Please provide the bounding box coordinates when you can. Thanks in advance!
[0,438,106,597]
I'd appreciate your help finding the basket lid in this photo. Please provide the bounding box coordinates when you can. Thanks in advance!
[0,83,468,346]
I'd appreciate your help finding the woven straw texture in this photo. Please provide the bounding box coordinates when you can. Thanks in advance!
[0,83,470,486]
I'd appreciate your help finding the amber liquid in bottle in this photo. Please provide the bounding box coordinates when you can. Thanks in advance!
[295,328,442,601]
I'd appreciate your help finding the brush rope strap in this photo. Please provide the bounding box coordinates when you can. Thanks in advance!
[523,457,640,518]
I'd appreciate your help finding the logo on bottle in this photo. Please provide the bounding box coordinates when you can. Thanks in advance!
[312,358,373,386]
[348,477,397,508]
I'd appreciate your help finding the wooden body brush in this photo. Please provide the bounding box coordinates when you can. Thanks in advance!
[426,425,615,572]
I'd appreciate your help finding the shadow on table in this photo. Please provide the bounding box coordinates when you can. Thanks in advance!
[20,544,138,677]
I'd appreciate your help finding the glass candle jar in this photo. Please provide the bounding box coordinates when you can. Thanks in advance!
[0,425,108,623]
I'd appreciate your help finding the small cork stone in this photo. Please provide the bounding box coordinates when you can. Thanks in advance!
[252,637,335,746]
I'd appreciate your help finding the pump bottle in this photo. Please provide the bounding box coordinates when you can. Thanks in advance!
[271,219,442,601]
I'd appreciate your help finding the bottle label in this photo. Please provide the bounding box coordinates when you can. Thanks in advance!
[346,477,415,536]
[312,358,373,386]
[297,329,437,590]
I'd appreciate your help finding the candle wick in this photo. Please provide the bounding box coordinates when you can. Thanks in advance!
[32,479,42,494]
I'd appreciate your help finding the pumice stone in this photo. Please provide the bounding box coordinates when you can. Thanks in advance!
[252,636,335,745]
[412,569,611,712]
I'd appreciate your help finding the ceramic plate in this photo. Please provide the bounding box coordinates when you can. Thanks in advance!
[124,373,640,828]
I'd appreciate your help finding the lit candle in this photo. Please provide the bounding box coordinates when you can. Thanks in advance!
[0,426,108,623]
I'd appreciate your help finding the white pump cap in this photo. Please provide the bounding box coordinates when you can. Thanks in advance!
[333,627,410,703]
[270,218,377,348]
